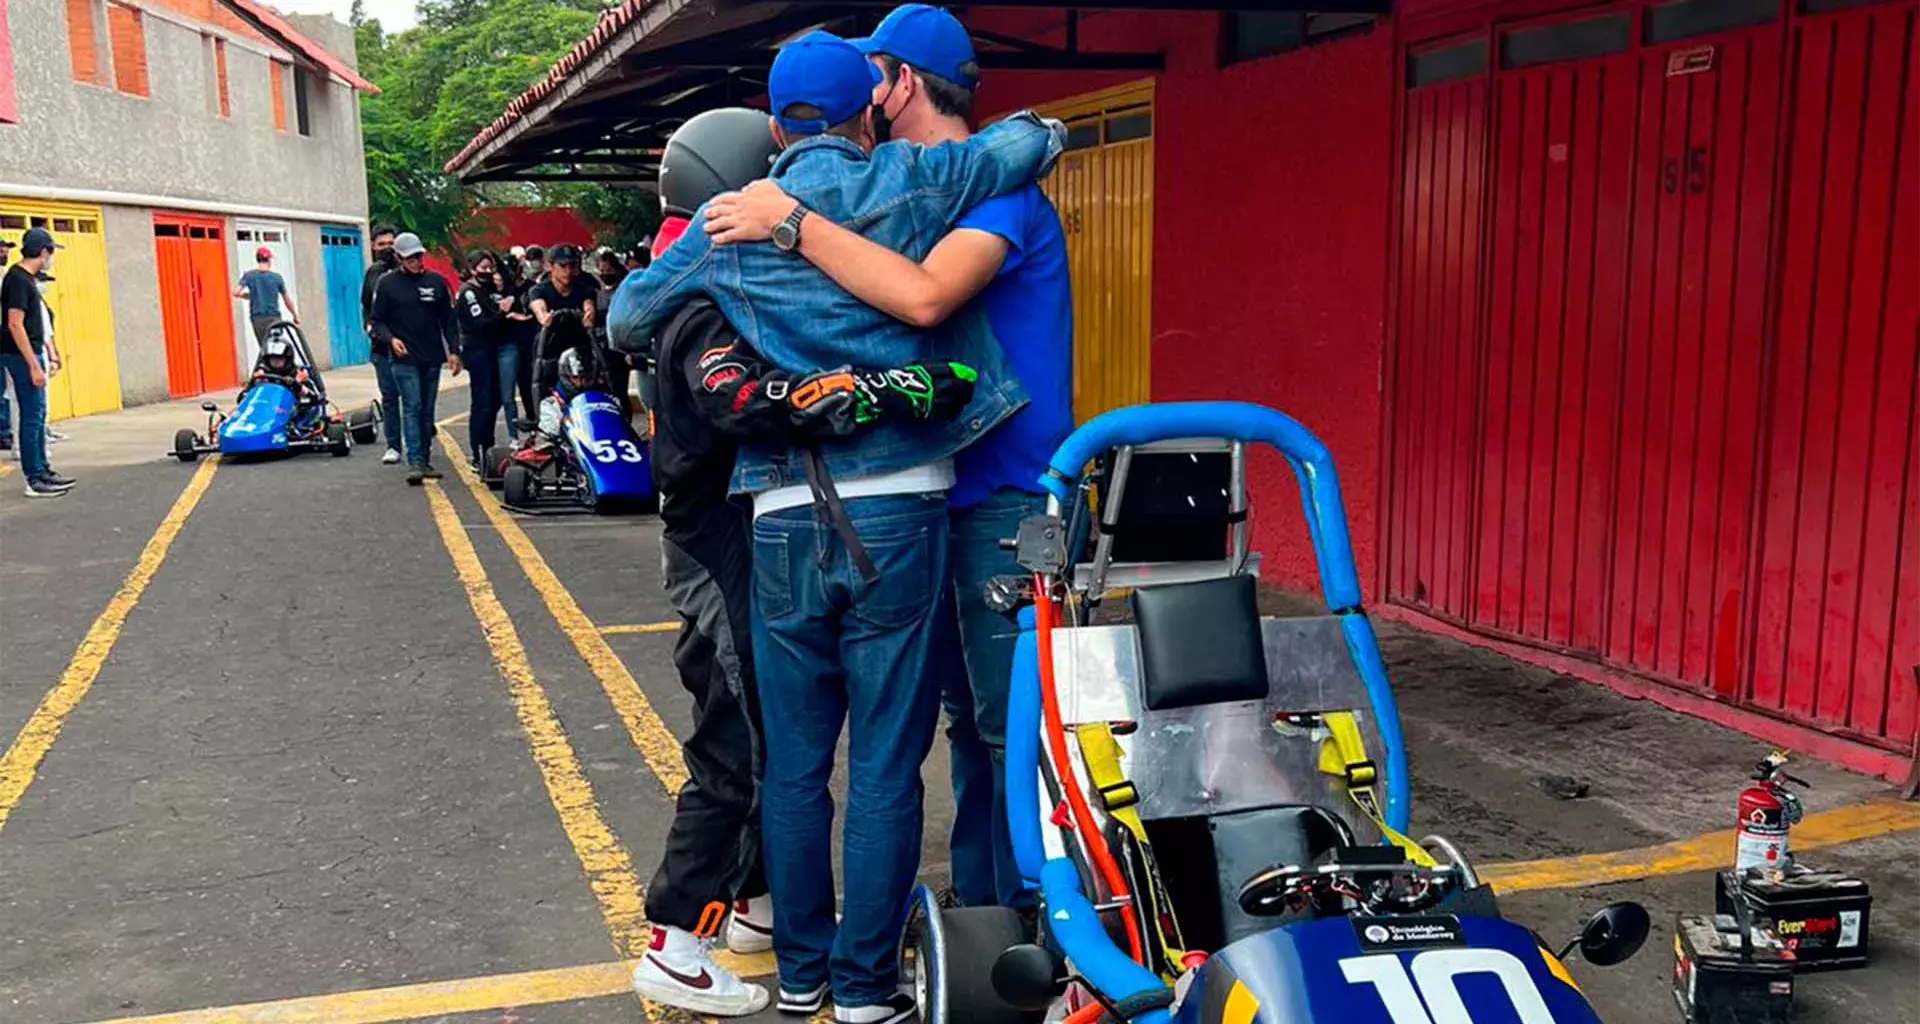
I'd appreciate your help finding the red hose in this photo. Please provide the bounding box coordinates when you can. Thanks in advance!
[1033,574,1146,965]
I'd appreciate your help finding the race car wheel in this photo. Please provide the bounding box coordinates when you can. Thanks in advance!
[172,428,200,463]
[326,421,351,457]
[903,894,1038,1024]
[503,462,537,508]
[348,401,381,446]
[483,446,512,489]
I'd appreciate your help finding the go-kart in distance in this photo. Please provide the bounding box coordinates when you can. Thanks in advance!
[171,321,380,462]
[480,313,657,515]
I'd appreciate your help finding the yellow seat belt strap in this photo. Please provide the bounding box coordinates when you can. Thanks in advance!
[1317,711,1435,868]
[1077,722,1187,978]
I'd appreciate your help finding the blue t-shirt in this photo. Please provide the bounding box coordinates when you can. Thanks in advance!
[239,269,288,318]
[950,185,1073,508]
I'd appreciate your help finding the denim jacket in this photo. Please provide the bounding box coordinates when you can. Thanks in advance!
[609,111,1066,494]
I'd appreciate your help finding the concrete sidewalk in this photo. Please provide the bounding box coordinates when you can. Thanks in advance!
[32,366,468,470]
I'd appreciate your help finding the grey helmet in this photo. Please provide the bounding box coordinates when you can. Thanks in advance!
[658,107,779,217]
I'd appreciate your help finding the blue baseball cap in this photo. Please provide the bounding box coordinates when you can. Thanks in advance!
[768,31,884,136]
[853,4,979,88]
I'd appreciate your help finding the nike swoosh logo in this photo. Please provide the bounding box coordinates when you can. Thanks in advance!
[646,955,715,990]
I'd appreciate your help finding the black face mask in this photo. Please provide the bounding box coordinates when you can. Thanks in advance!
[870,74,901,145]
[376,248,398,268]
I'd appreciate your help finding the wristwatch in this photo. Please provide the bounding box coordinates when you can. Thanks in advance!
[771,203,809,253]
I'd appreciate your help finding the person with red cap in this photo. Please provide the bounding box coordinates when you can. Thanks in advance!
[233,246,299,347]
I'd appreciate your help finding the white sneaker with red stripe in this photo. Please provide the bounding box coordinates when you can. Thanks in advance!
[631,924,770,1017]
[725,895,775,954]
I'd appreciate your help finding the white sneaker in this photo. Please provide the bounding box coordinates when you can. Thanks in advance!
[632,925,771,1017]
[381,447,400,464]
[45,428,68,443]
[834,992,916,1024]
[725,895,775,954]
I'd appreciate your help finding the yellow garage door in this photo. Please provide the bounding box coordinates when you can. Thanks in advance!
[1036,80,1154,423]
[0,200,123,420]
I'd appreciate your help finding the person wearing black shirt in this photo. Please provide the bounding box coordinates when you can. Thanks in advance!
[532,244,631,419]
[456,251,521,466]
[2,228,73,497]
[369,232,461,484]
[360,224,403,463]
[504,259,541,425]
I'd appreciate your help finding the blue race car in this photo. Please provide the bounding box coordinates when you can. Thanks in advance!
[171,322,379,462]
[483,320,656,515]
[902,402,1651,1024]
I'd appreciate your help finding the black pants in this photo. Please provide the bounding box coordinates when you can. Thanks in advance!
[514,327,539,423]
[645,500,768,931]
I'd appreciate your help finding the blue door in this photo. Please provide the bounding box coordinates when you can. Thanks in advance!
[320,226,368,366]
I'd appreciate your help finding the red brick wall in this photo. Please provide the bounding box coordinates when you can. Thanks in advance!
[106,1,148,97]
[970,10,1396,597]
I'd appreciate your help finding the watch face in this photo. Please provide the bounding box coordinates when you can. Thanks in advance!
[772,222,799,252]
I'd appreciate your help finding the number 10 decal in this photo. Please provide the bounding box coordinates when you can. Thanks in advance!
[1340,949,1556,1024]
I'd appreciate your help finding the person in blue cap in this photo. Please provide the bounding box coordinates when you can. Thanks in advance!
[703,3,1072,923]
[609,29,1063,1024]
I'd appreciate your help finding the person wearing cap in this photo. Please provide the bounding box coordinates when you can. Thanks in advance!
[368,231,461,484]
[2,228,74,496]
[530,244,627,416]
[233,246,299,346]
[705,2,1072,920]
[362,225,405,464]
[610,30,1062,1024]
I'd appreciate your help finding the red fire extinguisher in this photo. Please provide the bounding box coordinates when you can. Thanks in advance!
[1735,750,1808,874]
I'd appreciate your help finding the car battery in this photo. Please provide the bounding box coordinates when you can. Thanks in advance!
[1673,913,1796,1024]
[1715,867,1871,971]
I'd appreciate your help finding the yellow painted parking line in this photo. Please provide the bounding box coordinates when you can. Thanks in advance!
[0,456,217,834]
[57,799,1918,1024]
[0,461,12,478]
[1482,798,1920,894]
[600,621,681,636]
[422,479,650,955]
[439,432,690,794]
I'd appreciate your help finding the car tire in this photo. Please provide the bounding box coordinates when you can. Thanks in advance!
[173,428,200,463]
[326,421,351,457]
[348,401,380,446]
[484,445,512,489]
[503,462,536,507]
[903,897,1038,1024]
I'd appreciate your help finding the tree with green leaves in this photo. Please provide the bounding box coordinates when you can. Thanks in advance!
[354,0,658,251]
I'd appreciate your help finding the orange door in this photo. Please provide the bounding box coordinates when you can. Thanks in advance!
[154,214,238,396]
[188,223,237,391]
[155,222,202,397]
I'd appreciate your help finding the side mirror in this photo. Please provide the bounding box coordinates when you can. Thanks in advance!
[1560,901,1650,967]
[201,401,219,412]
[992,944,1068,1011]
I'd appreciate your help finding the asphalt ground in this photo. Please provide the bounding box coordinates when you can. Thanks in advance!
[1,369,1915,1024]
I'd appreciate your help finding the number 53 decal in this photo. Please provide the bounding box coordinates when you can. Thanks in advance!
[1341,949,1556,1023]
[586,439,645,463]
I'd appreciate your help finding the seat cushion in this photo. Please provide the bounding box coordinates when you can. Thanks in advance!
[1131,574,1269,711]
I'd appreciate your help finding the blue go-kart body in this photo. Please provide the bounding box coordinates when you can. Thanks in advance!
[902,402,1646,1024]
[493,389,657,515]
[170,323,379,463]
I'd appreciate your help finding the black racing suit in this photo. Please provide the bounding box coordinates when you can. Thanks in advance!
[640,298,972,934]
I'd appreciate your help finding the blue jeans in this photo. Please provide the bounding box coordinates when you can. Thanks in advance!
[0,353,47,478]
[754,494,952,1006]
[464,342,521,453]
[943,489,1044,910]
[0,377,12,443]
[372,350,401,449]
[389,361,441,467]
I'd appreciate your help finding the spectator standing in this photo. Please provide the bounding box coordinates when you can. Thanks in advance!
[234,247,299,345]
[0,236,13,454]
[530,244,619,413]
[361,225,403,464]
[369,232,461,485]
[2,228,74,496]
[36,269,68,445]
[455,251,519,466]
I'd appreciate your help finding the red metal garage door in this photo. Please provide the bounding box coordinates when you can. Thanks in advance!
[1747,0,1918,745]
[1387,42,1488,623]
[154,214,238,398]
[1388,0,1918,755]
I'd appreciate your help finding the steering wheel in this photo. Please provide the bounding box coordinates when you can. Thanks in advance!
[1238,857,1457,918]
[1237,863,1314,918]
